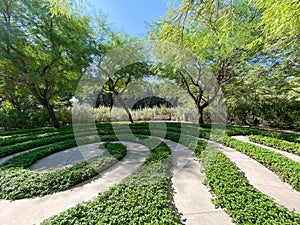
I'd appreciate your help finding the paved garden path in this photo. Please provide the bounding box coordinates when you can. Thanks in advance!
[163,139,234,225]
[0,142,149,225]
[30,142,104,171]
[0,144,53,165]
[232,135,300,163]
[207,140,300,213]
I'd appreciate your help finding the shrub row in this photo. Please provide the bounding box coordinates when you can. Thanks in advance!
[194,140,300,224]
[248,135,300,156]
[0,126,53,136]
[0,127,112,158]
[0,133,75,157]
[0,130,73,148]
[102,142,127,160]
[223,136,300,192]
[226,126,300,143]
[41,138,181,225]
[0,138,127,200]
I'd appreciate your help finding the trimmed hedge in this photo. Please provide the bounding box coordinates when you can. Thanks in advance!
[226,126,300,143]
[0,133,75,157]
[223,136,300,192]
[0,138,127,200]
[0,130,72,148]
[248,135,300,156]
[195,140,300,224]
[41,139,181,225]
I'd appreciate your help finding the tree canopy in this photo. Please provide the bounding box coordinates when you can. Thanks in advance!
[0,0,298,129]
[0,0,100,127]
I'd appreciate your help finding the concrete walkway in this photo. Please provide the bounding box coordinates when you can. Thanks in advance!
[0,144,53,165]
[207,140,300,213]
[30,142,104,172]
[0,142,149,225]
[232,136,300,164]
[164,139,234,225]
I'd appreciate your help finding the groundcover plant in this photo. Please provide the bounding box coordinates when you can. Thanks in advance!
[0,122,300,224]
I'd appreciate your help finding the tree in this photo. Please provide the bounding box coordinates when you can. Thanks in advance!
[0,0,98,127]
[253,0,300,49]
[87,31,152,123]
[132,96,173,110]
[101,61,151,123]
[48,0,86,17]
[150,0,261,124]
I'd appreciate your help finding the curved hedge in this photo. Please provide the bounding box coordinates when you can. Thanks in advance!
[195,141,300,224]
[0,138,126,200]
[248,135,300,155]
[41,138,181,225]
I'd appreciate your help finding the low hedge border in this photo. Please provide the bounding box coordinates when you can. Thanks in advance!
[41,128,300,224]
[0,138,127,200]
[223,136,300,192]
[0,128,116,158]
[226,126,300,143]
[0,130,73,148]
[105,125,300,194]
[0,133,76,158]
[248,135,300,156]
[195,140,300,224]
[41,138,181,225]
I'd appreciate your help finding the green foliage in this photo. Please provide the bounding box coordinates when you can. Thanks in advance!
[1,122,299,223]
[225,126,300,143]
[0,130,72,148]
[103,142,127,160]
[0,107,50,130]
[132,96,173,110]
[248,135,300,156]
[194,140,300,224]
[150,0,262,123]
[223,136,300,192]
[0,0,99,127]
[0,133,75,157]
[253,0,300,48]
[225,73,300,128]
[0,140,127,200]
[41,140,181,224]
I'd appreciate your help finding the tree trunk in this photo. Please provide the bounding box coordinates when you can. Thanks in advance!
[29,83,60,128]
[116,95,134,123]
[45,100,60,128]
[198,107,204,124]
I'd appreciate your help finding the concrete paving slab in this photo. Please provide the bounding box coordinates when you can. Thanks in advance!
[0,144,53,165]
[163,139,234,225]
[232,135,300,163]
[0,142,149,225]
[208,140,300,213]
[30,142,104,172]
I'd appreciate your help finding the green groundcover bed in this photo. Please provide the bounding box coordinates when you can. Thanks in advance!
[0,140,127,200]
[0,122,300,224]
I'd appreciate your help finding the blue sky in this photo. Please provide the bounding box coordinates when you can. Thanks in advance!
[87,0,177,37]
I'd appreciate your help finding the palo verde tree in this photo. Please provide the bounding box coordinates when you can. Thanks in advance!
[95,32,152,123]
[253,0,299,49]
[0,0,98,128]
[150,0,262,124]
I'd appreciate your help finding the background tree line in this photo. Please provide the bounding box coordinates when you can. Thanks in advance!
[0,0,299,130]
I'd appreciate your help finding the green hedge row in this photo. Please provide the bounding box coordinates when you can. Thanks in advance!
[0,127,54,136]
[223,136,300,192]
[226,126,300,143]
[0,127,114,158]
[0,130,73,148]
[41,138,181,225]
[0,138,126,200]
[248,135,300,155]
[194,140,300,224]
[0,133,75,157]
